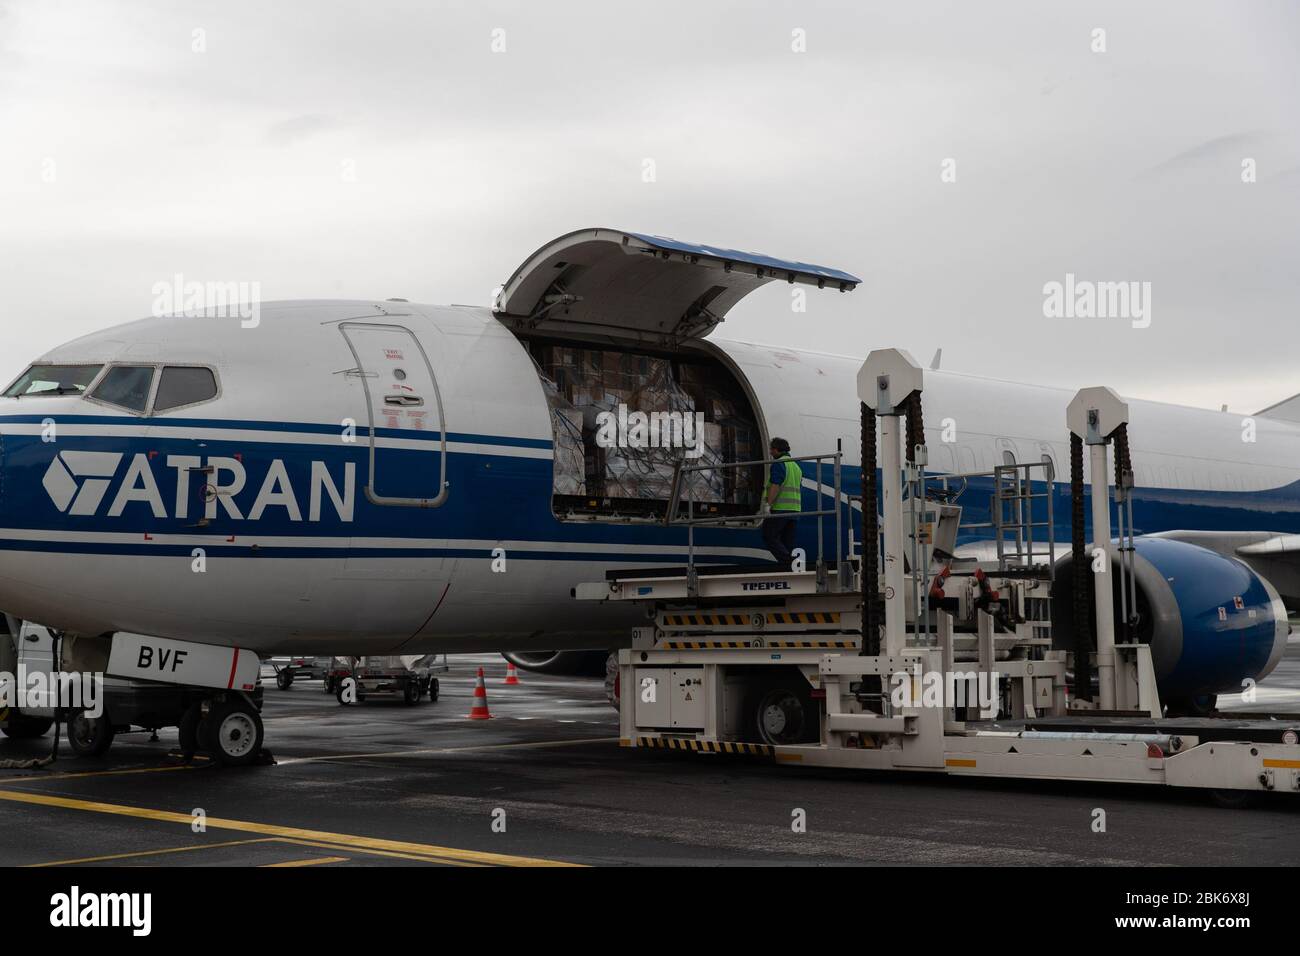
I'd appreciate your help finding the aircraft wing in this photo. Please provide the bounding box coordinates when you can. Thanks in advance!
[1237,534,1300,558]
[1256,392,1300,425]
[1147,530,1300,609]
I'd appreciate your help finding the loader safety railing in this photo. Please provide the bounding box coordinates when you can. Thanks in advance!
[664,444,850,595]
[840,457,1058,645]
[934,460,1057,576]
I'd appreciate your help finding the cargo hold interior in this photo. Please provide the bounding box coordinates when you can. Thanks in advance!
[513,332,767,523]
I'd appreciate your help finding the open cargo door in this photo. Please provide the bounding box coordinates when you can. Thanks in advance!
[493,228,860,346]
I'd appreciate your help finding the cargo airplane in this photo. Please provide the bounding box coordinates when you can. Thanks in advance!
[0,228,1296,761]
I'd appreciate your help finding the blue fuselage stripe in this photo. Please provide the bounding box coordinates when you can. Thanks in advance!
[0,416,1298,558]
[0,414,552,448]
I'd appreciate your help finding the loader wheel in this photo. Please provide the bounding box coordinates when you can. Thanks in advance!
[403,681,421,705]
[0,715,53,739]
[276,670,293,691]
[200,698,264,767]
[748,684,816,746]
[66,710,115,757]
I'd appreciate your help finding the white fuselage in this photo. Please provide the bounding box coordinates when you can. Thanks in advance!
[1,300,1297,655]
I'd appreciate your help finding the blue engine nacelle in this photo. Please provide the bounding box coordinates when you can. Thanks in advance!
[1052,536,1289,705]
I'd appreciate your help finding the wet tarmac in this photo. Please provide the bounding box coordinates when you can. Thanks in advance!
[1,647,1298,866]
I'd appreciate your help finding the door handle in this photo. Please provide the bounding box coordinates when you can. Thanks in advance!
[384,395,424,407]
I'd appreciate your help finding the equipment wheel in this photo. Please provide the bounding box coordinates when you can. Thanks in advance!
[66,710,115,757]
[746,679,817,746]
[200,697,264,767]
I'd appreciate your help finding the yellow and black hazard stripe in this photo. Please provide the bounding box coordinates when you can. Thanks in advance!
[636,736,773,757]
[661,640,752,649]
[638,737,774,756]
[764,640,858,649]
[767,611,841,625]
[662,613,752,627]
[663,611,842,628]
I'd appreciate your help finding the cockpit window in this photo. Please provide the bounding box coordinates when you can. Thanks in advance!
[3,364,103,397]
[154,366,218,412]
[90,365,155,413]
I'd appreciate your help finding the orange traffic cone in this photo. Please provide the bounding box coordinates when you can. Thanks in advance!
[467,666,492,719]
[504,661,521,685]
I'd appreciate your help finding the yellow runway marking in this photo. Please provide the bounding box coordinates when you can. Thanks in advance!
[31,836,480,868]
[274,735,617,766]
[28,838,281,867]
[262,856,348,867]
[0,789,579,867]
[0,764,198,786]
[281,837,485,866]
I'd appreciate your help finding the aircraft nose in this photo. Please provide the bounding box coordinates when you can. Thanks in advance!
[0,413,53,625]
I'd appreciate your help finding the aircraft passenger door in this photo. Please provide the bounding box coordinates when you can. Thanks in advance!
[339,323,449,508]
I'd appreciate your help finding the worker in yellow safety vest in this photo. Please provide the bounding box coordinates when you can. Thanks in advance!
[762,437,802,568]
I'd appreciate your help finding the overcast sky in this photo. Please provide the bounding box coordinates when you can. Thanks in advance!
[1,0,1297,412]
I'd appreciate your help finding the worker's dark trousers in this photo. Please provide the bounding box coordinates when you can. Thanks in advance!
[762,516,799,568]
